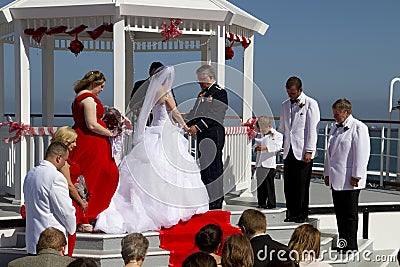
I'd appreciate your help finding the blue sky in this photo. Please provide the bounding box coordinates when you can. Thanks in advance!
[2,0,400,125]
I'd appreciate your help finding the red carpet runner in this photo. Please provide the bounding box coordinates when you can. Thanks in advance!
[158,210,241,267]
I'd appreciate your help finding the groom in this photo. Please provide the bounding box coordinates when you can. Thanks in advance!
[186,65,228,210]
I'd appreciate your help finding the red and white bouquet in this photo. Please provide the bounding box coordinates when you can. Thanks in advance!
[102,106,133,158]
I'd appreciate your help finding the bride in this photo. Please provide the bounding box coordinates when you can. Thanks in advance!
[95,66,209,234]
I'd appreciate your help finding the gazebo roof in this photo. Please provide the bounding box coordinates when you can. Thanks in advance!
[0,0,268,35]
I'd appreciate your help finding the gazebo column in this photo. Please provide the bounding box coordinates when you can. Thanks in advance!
[14,19,31,205]
[241,35,255,196]
[125,31,133,108]
[113,18,126,112]
[210,24,225,87]
[42,35,54,126]
[0,40,4,121]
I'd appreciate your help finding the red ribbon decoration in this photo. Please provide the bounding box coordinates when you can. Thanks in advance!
[46,25,68,35]
[0,116,36,144]
[243,117,258,141]
[225,41,235,60]
[65,24,88,36]
[160,18,183,42]
[87,23,113,40]
[24,27,47,44]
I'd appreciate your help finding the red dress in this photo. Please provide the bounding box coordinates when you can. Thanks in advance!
[69,92,119,224]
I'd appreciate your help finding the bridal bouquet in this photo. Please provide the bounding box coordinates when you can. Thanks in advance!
[102,106,133,158]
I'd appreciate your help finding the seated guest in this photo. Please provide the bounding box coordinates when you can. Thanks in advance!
[8,227,75,267]
[23,142,76,255]
[221,234,253,267]
[195,224,223,266]
[182,252,217,267]
[288,224,332,266]
[121,233,149,267]
[238,209,288,267]
[67,258,98,267]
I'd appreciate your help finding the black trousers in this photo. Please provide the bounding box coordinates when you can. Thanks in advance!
[255,167,276,207]
[332,188,360,251]
[283,148,312,219]
[197,128,225,209]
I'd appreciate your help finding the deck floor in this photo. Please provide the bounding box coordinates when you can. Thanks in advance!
[1,178,399,220]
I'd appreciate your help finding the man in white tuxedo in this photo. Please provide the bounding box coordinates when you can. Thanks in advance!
[278,76,320,223]
[23,142,76,255]
[253,116,283,209]
[324,99,370,251]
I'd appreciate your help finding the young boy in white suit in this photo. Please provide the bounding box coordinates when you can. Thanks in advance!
[253,116,283,209]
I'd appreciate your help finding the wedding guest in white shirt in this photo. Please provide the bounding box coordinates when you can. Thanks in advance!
[23,142,76,255]
[324,98,370,252]
[253,116,283,209]
[278,76,320,223]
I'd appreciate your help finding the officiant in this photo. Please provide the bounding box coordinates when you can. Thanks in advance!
[186,65,228,210]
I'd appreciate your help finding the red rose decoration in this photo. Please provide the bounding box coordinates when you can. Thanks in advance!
[69,35,84,57]
[160,18,182,42]
[20,204,26,219]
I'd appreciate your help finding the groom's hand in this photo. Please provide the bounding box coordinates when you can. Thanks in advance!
[189,125,198,135]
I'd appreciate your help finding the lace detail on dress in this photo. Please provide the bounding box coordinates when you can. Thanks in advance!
[151,103,169,126]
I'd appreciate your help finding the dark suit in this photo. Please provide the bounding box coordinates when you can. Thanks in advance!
[186,83,228,209]
[8,249,75,267]
[250,234,289,267]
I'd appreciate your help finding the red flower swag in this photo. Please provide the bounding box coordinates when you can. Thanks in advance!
[24,23,113,56]
[160,18,182,42]
[242,117,258,141]
[225,32,252,60]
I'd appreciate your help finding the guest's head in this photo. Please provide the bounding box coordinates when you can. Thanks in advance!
[51,126,78,151]
[74,70,106,95]
[36,227,67,255]
[121,233,149,266]
[67,258,98,267]
[288,224,321,263]
[221,234,254,267]
[45,141,69,171]
[195,224,223,254]
[196,65,216,90]
[149,62,164,76]
[285,76,302,101]
[256,116,273,135]
[332,98,352,124]
[238,209,266,239]
[182,251,217,267]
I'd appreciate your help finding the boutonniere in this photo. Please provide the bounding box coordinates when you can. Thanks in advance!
[207,96,213,102]
[299,103,305,108]
[344,126,349,132]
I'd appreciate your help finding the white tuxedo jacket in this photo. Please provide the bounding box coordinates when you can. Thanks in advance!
[323,115,370,190]
[253,128,283,168]
[278,93,320,160]
[23,160,76,254]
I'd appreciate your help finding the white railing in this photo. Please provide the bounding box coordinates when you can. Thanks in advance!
[0,127,55,202]
[0,124,252,203]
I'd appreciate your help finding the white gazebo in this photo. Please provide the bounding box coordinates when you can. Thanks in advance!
[0,0,268,204]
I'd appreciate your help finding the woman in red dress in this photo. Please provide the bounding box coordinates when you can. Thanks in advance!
[69,70,119,231]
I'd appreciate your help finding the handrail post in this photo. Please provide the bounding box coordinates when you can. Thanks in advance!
[380,125,385,188]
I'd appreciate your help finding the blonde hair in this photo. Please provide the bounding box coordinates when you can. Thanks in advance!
[256,116,272,131]
[51,126,77,146]
[288,224,321,262]
[73,70,106,93]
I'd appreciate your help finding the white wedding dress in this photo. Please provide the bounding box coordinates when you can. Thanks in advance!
[95,90,209,234]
